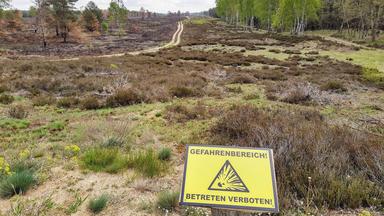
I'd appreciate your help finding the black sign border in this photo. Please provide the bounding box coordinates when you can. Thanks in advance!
[179,144,279,213]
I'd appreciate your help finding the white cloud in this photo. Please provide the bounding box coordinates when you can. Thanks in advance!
[10,0,216,13]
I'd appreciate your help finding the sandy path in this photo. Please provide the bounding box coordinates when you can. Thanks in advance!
[57,21,184,61]
[1,21,184,62]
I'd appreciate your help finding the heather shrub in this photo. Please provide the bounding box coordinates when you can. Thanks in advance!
[57,97,80,109]
[210,105,384,210]
[320,81,347,92]
[0,94,14,105]
[106,88,143,107]
[8,105,29,119]
[170,86,197,98]
[81,96,101,110]
[32,95,56,106]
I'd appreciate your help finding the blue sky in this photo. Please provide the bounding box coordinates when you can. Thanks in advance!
[10,0,216,13]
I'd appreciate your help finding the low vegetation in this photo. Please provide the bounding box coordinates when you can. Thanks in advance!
[210,105,384,210]
[128,149,165,178]
[156,191,179,212]
[0,162,37,198]
[0,11,383,215]
[158,148,172,161]
[80,148,127,173]
[88,194,109,214]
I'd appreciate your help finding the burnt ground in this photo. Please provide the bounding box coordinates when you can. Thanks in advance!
[0,17,180,57]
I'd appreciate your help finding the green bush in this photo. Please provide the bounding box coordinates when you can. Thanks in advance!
[81,148,127,173]
[0,94,14,105]
[88,194,109,214]
[128,149,163,178]
[158,148,172,161]
[156,191,179,212]
[0,170,36,198]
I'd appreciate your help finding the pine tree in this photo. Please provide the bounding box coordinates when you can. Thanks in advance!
[82,1,102,32]
[49,0,78,43]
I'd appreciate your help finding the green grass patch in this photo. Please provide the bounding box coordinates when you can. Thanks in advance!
[0,170,36,198]
[128,149,164,178]
[321,49,384,73]
[363,68,384,88]
[190,18,209,25]
[156,191,179,212]
[0,118,30,130]
[80,148,127,173]
[158,148,172,161]
[88,194,108,214]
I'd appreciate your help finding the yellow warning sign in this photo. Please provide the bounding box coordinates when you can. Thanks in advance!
[180,145,279,213]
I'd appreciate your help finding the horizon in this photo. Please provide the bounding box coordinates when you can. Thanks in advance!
[9,0,216,13]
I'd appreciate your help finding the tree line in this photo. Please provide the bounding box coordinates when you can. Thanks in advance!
[0,0,130,47]
[215,0,384,41]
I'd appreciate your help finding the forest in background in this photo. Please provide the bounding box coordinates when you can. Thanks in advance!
[214,0,384,44]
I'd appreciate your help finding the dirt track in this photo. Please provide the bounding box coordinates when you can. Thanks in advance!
[53,21,184,61]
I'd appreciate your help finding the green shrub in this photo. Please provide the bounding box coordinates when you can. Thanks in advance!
[128,149,163,178]
[156,191,179,212]
[158,148,172,161]
[0,170,36,198]
[0,94,14,105]
[81,148,127,173]
[101,21,109,33]
[88,194,108,214]
[8,105,29,119]
[106,88,143,107]
[81,96,101,110]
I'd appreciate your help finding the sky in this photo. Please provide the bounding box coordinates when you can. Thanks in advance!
[10,0,216,13]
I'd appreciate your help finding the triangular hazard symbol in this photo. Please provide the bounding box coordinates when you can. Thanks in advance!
[208,160,249,193]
